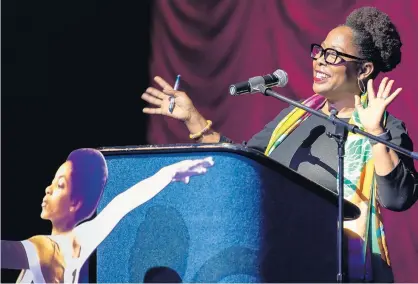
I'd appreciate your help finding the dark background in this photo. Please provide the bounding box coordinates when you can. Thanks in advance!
[2,1,152,282]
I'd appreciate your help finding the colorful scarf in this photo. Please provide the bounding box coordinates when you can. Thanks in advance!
[265,93,390,280]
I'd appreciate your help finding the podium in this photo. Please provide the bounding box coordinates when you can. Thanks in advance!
[93,144,360,283]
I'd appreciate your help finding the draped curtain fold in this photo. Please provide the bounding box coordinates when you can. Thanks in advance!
[148,1,418,281]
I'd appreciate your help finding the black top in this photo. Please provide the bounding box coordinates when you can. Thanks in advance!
[221,105,417,281]
[221,105,417,211]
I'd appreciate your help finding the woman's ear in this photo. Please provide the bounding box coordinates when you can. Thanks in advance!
[358,62,374,80]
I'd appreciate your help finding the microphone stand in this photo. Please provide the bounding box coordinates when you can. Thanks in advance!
[327,113,347,283]
[257,85,418,283]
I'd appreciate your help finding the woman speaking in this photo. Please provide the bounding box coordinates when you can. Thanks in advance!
[141,7,417,282]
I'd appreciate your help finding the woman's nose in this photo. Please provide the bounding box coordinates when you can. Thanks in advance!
[317,54,327,66]
[45,185,52,195]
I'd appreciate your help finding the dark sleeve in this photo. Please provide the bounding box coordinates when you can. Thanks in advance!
[245,105,294,153]
[218,105,294,149]
[375,115,418,211]
[219,135,234,143]
[1,240,29,269]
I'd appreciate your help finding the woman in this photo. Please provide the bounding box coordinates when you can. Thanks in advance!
[1,148,214,283]
[141,7,417,282]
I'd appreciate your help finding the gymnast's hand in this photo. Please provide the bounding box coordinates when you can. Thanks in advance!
[160,157,215,184]
[141,76,199,122]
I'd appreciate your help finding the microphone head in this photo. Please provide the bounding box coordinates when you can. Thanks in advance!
[229,85,238,96]
[273,69,288,87]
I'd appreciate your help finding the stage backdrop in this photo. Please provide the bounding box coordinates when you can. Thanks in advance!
[146,0,418,282]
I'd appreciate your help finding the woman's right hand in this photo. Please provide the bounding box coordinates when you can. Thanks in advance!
[142,76,221,143]
[141,76,197,122]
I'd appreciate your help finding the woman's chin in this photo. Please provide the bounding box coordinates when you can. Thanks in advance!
[313,84,330,96]
[313,86,337,99]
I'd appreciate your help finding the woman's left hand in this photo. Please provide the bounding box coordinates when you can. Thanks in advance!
[355,77,402,135]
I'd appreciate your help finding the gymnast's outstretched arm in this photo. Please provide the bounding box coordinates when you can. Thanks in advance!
[74,157,214,256]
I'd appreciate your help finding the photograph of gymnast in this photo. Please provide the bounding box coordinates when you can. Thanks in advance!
[141,7,418,283]
[1,148,214,283]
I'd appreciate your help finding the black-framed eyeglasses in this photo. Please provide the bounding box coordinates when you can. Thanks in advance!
[310,43,366,65]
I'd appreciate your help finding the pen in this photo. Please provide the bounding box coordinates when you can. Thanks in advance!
[169,75,181,113]
[173,74,181,91]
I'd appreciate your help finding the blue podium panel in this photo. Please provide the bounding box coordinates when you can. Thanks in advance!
[96,145,359,283]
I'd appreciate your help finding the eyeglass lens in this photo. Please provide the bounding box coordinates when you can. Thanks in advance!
[311,45,340,64]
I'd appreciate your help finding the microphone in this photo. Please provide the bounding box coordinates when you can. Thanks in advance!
[229,69,288,96]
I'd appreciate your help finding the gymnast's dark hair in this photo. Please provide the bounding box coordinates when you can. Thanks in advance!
[345,7,402,79]
[67,148,108,223]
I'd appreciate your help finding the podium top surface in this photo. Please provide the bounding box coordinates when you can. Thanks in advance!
[99,143,361,220]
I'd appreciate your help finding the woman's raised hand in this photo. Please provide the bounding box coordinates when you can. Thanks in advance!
[355,77,402,135]
[141,76,197,122]
[141,76,221,143]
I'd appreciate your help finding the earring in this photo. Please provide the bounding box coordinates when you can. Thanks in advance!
[357,78,366,94]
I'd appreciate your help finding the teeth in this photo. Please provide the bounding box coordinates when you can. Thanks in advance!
[316,72,329,79]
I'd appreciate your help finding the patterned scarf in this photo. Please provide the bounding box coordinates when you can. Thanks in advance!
[264,93,390,280]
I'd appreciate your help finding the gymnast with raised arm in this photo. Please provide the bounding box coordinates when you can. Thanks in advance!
[1,148,214,283]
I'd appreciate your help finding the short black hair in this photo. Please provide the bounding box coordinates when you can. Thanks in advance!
[345,7,402,78]
[66,148,108,223]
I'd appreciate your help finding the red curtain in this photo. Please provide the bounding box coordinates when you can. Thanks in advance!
[148,0,418,281]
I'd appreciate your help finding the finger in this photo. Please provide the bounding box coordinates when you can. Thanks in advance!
[145,87,170,100]
[178,158,212,172]
[199,160,214,168]
[143,107,163,115]
[384,88,402,105]
[367,79,375,101]
[381,80,394,99]
[141,93,163,106]
[354,95,363,111]
[196,167,208,173]
[377,77,389,97]
[189,168,207,175]
[184,160,199,167]
[174,160,196,171]
[193,158,214,168]
[154,76,174,90]
[191,159,207,165]
[203,157,214,165]
[163,89,184,98]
